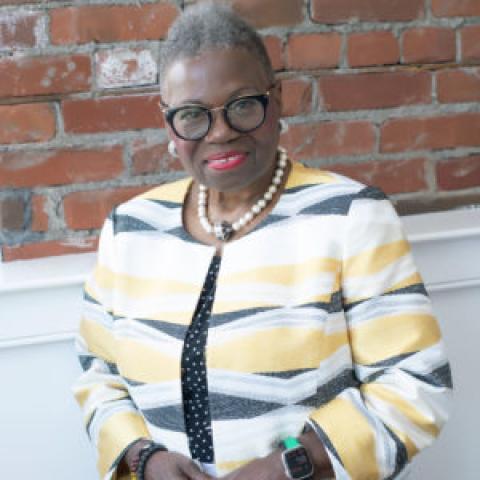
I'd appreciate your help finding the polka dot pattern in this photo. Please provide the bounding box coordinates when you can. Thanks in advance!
[181,255,221,464]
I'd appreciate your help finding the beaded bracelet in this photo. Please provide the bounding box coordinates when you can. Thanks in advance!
[136,442,168,480]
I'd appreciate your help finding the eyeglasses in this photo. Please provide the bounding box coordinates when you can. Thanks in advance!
[160,89,273,141]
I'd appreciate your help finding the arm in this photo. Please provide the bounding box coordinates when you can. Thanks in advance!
[308,187,453,479]
[72,212,151,480]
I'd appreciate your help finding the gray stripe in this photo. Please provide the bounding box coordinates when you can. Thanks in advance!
[143,404,186,433]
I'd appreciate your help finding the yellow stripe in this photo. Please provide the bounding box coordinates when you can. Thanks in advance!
[97,411,150,477]
[344,240,411,277]
[216,458,252,474]
[207,327,347,372]
[386,272,423,293]
[75,382,128,409]
[138,177,191,202]
[94,264,199,298]
[79,318,117,364]
[350,313,441,365]
[365,384,440,438]
[285,162,338,189]
[222,257,340,286]
[310,397,380,479]
[116,338,180,383]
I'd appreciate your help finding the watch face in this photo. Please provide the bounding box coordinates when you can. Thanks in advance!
[283,446,314,479]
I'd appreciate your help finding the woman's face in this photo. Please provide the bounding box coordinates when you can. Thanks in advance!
[162,47,281,193]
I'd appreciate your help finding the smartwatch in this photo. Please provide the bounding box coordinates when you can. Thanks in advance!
[280,437,314,480]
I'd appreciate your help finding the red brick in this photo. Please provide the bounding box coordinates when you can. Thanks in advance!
[62,95,163,134]
[318,71,431,112]
[0,11,45,48]
[437,68,480,103]
[381,113,480,152]
[2,237,99,262]
[461,25,480,63]
[63,186,152,230]
[231,0,304,28]
[263,35,284,71]
[432,0,480,17]
[51,4,178,45]
[281,78,312,117]
[282,121,376,160]
[132,140,182,175]
[0,147,124,188]
[312,0,424,24]
[0,55,91,99]
[330,158,427,194]
[347,31,400,67]
[286,33,341,70]
[0,103,55,145]
[436,156,480,191]
[96,48,157,89]
[403,28,456,64]
[31,195,49,232]
[0,196,25,231]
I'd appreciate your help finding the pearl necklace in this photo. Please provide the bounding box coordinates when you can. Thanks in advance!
[198,147,288,242]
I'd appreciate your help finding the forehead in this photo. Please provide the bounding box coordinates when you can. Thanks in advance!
[162,47,270,105]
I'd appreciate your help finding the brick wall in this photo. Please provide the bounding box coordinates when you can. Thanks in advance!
[1,0,479,262]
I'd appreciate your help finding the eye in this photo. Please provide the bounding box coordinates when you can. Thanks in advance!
[230,97,259,115]
[177,107,206,122]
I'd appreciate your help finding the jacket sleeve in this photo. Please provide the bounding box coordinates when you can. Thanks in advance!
[308,188,453,480]
[72,212,151,480]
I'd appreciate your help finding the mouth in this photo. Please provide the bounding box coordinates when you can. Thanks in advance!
[206,151,248,171]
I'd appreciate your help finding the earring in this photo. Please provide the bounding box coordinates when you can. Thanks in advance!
[168,140,178,158]
[279,118,288,134]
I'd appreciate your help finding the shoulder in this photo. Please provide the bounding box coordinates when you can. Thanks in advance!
[114,176,192,216]
[283,162,388,216]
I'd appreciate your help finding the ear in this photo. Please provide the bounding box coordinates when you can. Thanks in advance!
[271,80,283,113]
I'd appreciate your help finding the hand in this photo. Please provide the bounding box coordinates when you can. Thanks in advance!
[219,450,289,480]
[144,450,214,480]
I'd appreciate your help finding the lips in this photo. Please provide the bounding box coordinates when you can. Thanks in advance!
[206,151,247,171]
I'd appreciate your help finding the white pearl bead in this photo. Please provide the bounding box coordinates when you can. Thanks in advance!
[275,168,283,177]
[258,199,267,208]
[272,177,281,185]
[268,185,277,194]
[244,211,253,222]
[238,218,247,227]
[252,204,261,214]
[232,222,240,230]
[264,191,273,200]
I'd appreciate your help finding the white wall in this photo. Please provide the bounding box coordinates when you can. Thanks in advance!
[1,208,479,479]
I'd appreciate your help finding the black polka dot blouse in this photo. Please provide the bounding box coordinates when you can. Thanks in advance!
[181,255,221,464]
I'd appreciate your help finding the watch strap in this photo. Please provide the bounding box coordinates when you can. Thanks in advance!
[282,436,301,450]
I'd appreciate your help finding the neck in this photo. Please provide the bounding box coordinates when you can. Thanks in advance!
[208,165,275,216]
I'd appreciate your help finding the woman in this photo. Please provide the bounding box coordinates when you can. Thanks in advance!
[73,4,452,480]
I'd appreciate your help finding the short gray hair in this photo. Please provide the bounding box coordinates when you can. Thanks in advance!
[160,2,274,86]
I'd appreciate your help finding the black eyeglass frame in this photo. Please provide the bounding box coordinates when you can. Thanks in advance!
[160,88,273,141]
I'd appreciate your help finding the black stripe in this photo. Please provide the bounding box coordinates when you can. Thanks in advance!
[135,318,188,340]
[255,368,316,379]
[299,193,355,216]
[142,404,186,433]
[299,369,358,408]
[114,214,156,234]
[149,199,183,209]
[385,425,409,479]
[356,186,388,201]
[309,419,344,466]
[405,362,453,389]
[345,283,429,311]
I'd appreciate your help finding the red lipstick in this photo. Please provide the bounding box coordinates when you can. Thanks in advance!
[206,151,247,171]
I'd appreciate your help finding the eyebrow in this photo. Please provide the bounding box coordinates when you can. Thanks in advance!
[173,86,263,108]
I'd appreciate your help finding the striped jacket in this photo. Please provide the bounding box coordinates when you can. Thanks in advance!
[73,162,452,480]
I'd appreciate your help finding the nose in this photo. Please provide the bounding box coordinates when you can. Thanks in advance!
[204,108,238,143]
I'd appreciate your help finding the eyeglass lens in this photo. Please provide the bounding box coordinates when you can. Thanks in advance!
[172,96,267,140]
